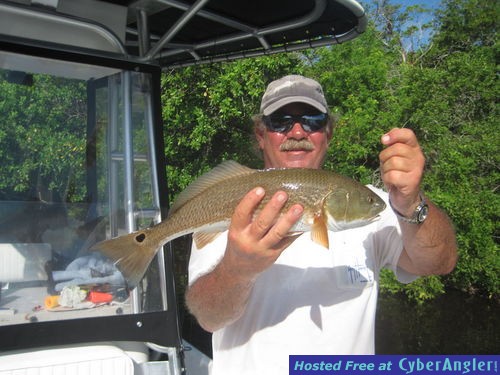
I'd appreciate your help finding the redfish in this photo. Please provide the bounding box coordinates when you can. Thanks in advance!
[91,161,385,288]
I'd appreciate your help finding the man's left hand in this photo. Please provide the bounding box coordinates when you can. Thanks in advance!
[379,128,425,217]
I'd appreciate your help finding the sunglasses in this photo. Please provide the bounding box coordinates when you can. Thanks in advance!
[262,113,329,133]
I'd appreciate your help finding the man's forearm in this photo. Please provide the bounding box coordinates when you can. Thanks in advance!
[398,200,458,275]
[185,260,255,332]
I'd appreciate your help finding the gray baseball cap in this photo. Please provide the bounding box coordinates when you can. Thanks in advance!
[260,75,328,116]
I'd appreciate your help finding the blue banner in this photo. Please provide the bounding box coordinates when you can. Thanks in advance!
[289,355,499,375]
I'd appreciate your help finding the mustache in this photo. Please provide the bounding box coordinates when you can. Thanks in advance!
[280,139,315,152]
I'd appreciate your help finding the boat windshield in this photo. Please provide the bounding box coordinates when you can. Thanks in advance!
[0,50,166,326]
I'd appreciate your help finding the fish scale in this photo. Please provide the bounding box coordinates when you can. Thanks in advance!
[171,170,330,226]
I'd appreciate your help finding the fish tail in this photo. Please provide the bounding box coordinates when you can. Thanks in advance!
[90,230,159,289]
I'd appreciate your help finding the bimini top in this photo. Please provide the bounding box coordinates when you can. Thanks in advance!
[118,0,367,67]
[0,0,366,68]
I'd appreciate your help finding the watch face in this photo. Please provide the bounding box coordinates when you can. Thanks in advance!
[418,205,429,223]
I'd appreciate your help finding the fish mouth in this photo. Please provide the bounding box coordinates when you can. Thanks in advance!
[354,214,382,225]
[356,214,381,225]
[329,214,382,231]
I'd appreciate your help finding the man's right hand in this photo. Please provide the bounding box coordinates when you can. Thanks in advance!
[221,187,304,282]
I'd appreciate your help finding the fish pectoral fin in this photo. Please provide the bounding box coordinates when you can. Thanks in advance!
[193,231,224,249]
[311,213,329,249]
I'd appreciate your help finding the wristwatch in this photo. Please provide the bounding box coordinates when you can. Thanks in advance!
[390,193,429,224]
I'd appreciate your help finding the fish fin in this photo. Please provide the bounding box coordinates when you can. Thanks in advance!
[89,229,159,289]
[169,161,255,214]
[311,212,330,249]
[193,231,224,249]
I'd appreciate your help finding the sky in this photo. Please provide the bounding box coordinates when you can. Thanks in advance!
[365,0,442,9]
[391,0,441,7]
[363,0,444,50]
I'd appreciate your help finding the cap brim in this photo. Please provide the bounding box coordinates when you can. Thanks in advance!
[262,96,327,116]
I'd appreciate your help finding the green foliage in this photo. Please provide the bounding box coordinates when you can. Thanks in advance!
[380,269,446,303]
[302,28,401,185]
[0,74,87,202]
[161,54,303,202]
[1,0,495,303]
[433,0,498,52]
[162,0,498,302]
[400,2,498,299]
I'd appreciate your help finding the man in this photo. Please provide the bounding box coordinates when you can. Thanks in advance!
[186,75,457,374]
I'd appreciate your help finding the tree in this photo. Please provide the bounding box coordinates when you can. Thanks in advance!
[304,0,498,300]
[432,0,497,53]
[0,74,87,203]
[416,0,499,298]
[303,27,400,185]
[162,0,498,302]
[161,54,302,203]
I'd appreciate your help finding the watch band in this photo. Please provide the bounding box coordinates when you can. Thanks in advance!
[389,192,429,224]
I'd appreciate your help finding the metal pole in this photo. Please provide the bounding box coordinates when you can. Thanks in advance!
[142,0,210,61]
[122,71,141,312]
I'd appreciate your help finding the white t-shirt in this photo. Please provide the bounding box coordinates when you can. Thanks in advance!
[188,186,416,375]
